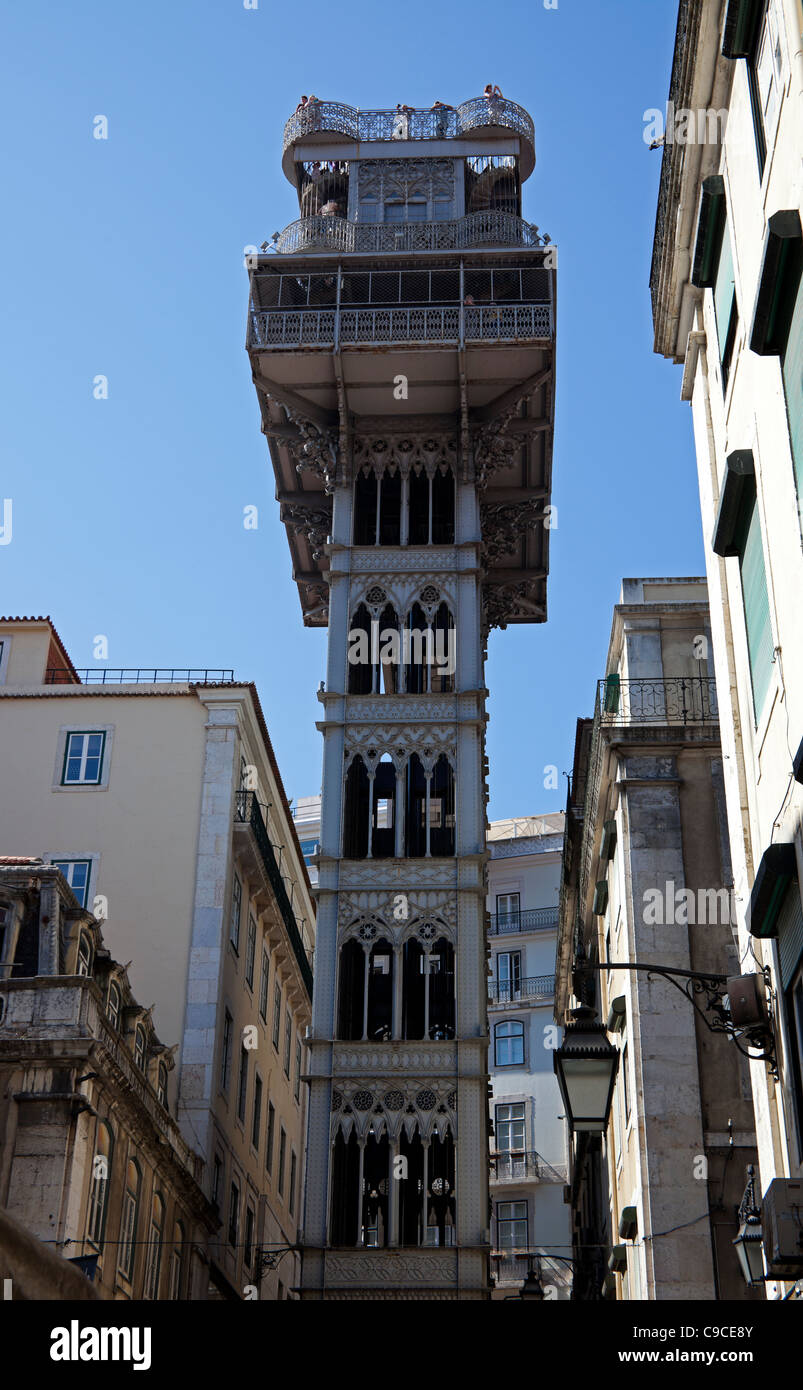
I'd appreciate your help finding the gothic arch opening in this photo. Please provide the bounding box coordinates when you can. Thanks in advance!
[429,754,455,856]
[371,754,396,859]
[343,756,369,858]
[405,753,427,857]
[330,1131,360,1245]
[347,604,372,694]
[402,935,455,1040]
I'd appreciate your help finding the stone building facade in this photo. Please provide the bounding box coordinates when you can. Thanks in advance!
[0,860,215,1300]
[249,94,557,1298]
[651,0,803,1292]
[0,616,314,1298]
[556,578,760,1300]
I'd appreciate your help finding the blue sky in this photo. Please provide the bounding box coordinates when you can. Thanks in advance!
[0,0,701,821]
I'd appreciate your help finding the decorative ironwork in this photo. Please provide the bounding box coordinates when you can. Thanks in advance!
[597,676,719,726]
[273,210,545,255]
[44,667,235,685]
[489,906,559,936]
[233,791,313,999]
[280,501,332,559]
[249,304,550,350]
[282,96,535,159]
[488,974,555,1006]
[480,498,545,561]
[253,1244,297,1280]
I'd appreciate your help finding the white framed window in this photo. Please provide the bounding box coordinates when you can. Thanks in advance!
[245,915,257,988]
[52,859,92,909]
[497,1199,528,1250]
[62,731,106,785]
[494,1019,525,1066]
[495,1101,526,1153]
[496,892,521,931]
[157,1062,168,1110]
[106,980,121,1031]
[259,948,269,1022]
[0,637,10,685]
[118,1157,141,1280]
[134,1024,147,1071]
[229,873,242,953]
[495,950,522,1001]
[76,931,94,978]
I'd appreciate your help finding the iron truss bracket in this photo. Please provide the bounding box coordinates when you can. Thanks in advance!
[576,961,778,1079]
[253,1244,298,1281]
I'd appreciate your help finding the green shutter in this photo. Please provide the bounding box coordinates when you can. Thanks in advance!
[782,270,803,511]
[714,228,736,366]
[777,880,803,990]
[738,493,773,722]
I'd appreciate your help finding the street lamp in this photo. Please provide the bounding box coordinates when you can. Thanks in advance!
[519,1267,545,1300]
[733,1166,765,1287]
[553,1006,619,1133]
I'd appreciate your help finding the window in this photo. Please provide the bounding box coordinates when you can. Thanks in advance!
[494,1019,525,1067]
[229,873,242,952]
[495,1101,526,1153]
[272,982,282,1048]
[52,859,91,909]
[118,1158,141,1280]
[220,1009,233,1091]
[259,948,270,1022]
[212,1154,223,1208]
[384,197,427,223]
[495,951,522,1002]
[76,931,93,978]
[144,1192,164,1300]
[252,1073,263,1151]
[134,1024,147,1071]
[87,1121,113,1248]
[496,892,521,931]
[736,484,773,722]
[168,1221,184,1300]
[237,1044,249,1124]
[787,958,803,1158]
[782,259,803,518]
[497,1199,528,1250]
[62,731,105,785]
[228,1181,240,1247]
[622,1038,631,1124]
[748,0,783,175]
[283,1009,292,1075]
[294,1038,302,1102]
[266,1102,276,1174]
[278,1127,287,1196]
[157,1062,168,1110]
[244,1204,255,1270]
[106,981,121,1031]
[289,1151,297,1217]
[713,224,738,391]
[245,915,257,988]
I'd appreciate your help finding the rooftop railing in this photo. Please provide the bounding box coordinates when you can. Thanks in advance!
[283,96,535,159]
[598,675,719,726]
[489,906,559,936]
[44,668,235,685]
[273,210,545,256]
[248,302,551,350]
[488,974,554,1006]
[234,791,313,1000]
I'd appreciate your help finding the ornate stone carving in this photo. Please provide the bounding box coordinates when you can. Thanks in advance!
[346,695,458,724]
[353,433,457,478]
[338,861,458,889]
[344,724,456,768]
[323,1249,458,1287]
[330,1076,457,1140]
[479,498,545,563]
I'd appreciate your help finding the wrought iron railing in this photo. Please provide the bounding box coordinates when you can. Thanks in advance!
[597,676,719,726]
[282,96,535,158]
[490,1150,541,1181]
[273,210,545,255]
[44,667,235,685]
[491,1250,572,1287]
[489,906,559,936]
[248,303,551,350]
[488,974,554,1005]
[234,791,313,1000]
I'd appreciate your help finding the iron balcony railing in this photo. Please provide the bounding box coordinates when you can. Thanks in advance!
[491,1250,572,1287]
[598,675,719,726]
[282,96,535,158]
[44,667,235,685]
[488,974,554,1005]
[248,302,551,350]
[491,1150,542,1181]
[234,791,313,1000]
[489,906,559,936]
[273,210,545,256]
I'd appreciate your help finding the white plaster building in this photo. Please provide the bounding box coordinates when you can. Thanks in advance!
[248,93,557,1298]
[651,0,803,1292]
[486,814,572,1298]
[0,616,314,1299]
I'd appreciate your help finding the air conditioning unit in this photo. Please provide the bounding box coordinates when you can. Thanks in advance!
[762,1179,803,1277]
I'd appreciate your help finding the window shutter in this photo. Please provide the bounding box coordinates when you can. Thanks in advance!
[778,880,803,990]
[739,495,773,720]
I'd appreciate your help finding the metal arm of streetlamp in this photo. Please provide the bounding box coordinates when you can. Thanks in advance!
[574,961,777,1077]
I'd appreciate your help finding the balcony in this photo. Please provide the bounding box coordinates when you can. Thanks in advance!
[489,906,559,936]
[248,302,550,351]
[273,210,545,256]
[488,974,554,1006]
[491,1250,572,1290]
[490,1150,541,1181]
[282,96,536,179]
[233,791,313,1000]
[598,675,719,726]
